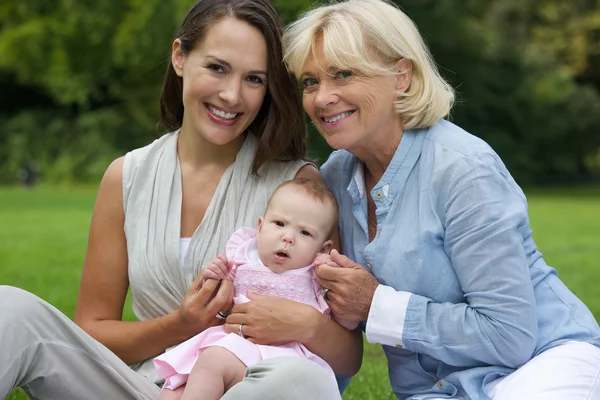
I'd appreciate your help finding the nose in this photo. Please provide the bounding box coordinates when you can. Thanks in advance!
[218,76,242,107]
[282,231,294,245]
[313,81,338,109]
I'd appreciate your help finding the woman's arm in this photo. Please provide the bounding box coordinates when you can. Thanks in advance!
[223,294,363,377]
[74,157,232,365]
[221,164,363,377]
[318,154,539,369]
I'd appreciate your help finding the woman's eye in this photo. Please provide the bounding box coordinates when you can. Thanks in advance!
[208,64,225,73]
[247,75,264,85]
[302,77,318,88]
[335,70,352,79]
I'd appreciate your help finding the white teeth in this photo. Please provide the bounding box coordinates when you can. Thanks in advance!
[324,111,353,123]
[208,105,238,120]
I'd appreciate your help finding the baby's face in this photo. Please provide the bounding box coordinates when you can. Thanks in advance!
[256,185,335,273]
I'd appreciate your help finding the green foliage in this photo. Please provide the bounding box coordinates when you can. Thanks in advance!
[398,0,600,183]
[1,0,600,184]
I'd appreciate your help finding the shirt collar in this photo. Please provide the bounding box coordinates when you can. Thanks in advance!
[348,128,427,203]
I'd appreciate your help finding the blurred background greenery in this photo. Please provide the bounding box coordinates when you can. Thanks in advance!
[2,1,600,399]
[1,0,600,185]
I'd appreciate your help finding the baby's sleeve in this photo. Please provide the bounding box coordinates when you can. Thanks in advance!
[225,227,256,280]
[312,269,331,316]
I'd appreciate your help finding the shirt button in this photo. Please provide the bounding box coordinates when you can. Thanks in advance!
[437,381,444,389]
[375,192,382,199]
[395,344,403,349]
[366,263,372,270]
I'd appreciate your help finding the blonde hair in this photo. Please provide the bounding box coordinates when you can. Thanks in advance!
[283,0,455,129]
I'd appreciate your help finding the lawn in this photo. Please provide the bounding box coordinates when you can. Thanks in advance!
[2,185,599,400]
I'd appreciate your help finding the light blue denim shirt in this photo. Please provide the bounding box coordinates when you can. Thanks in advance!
[321,119,600,400]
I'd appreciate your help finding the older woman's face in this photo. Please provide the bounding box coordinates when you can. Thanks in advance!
[300,45,406,154]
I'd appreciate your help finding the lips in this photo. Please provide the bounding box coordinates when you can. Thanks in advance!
[204,103,243,126]
[320,110,356,124]
[274,250,289,263]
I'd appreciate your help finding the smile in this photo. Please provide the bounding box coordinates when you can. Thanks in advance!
[206,104,239,120]
[321,110,355,123]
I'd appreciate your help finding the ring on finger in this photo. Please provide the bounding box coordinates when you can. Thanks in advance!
[322,288,330,300]
[216,310,228,319]
[238,323,248,339]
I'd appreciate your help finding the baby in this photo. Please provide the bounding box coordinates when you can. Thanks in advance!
[154,177,357,400]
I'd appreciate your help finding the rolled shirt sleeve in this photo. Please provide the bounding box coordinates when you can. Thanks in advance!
[366,286,412,348]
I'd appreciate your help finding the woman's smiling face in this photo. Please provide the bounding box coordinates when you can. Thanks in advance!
[300,43,406,155]
[172,16,268,146]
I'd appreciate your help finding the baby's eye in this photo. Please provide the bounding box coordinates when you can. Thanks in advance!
[300,230,311,237]
[274,221,284,227]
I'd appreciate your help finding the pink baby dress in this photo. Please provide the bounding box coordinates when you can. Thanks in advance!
[153,227,333,390]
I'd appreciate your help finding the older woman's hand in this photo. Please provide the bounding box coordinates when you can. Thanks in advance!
[315,249,380,321]
[223,293,318,345]
[177,276,234,337]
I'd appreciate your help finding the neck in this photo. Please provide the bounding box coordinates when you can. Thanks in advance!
[358,129,403,184]
[177,125,245,171]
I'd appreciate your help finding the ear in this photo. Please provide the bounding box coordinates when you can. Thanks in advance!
[171,39,185,77]
[320,239,333,255]
[395,58,412,94]
[257,217,264,234]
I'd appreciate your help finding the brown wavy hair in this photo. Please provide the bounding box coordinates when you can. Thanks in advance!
[159,0,307,174]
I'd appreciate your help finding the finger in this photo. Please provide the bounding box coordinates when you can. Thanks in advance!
[229,302,250,315]
[207,263,226,280]
[315,264,345,282]
[222,322,245,335]
[205,279,233,315]
[217,253,228,264]
[330,249,361,269]
[203,270,220,281]
[315,273,339,291]
[189,278,219,305]
[216,260,229,278]
[245,291,267,301]
[187,270,209,295]
[220,279,234,308]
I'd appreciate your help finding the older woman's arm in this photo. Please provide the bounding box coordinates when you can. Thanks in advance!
[318,154,539,370]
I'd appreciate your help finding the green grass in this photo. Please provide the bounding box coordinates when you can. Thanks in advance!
[2,185,599,400]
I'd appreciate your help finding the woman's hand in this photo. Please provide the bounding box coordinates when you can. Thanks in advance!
[176,275,234,337]
[315,249,380,321]
[223,293,318,345]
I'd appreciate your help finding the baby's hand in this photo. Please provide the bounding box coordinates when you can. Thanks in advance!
[201,254,230,282]
[313,253,342,268]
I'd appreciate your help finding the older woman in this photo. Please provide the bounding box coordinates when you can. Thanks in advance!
[283,0,600,399]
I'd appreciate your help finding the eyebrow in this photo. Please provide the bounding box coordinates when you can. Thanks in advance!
[300,66,340,79]
[206,56,267,76]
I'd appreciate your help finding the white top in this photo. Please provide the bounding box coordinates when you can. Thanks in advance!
[179,238,191,268]
[120,131,309,383]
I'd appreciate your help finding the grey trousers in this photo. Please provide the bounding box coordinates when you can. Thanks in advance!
[0,286,342,400]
